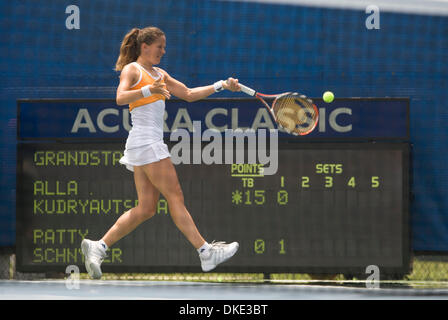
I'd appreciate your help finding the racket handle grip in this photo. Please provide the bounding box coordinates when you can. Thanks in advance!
[225,79,256,96]
[239,83,256,96]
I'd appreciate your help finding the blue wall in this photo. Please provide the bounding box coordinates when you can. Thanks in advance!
[1,0,447,250]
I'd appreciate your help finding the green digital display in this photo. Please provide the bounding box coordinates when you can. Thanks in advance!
[16,142,411,276]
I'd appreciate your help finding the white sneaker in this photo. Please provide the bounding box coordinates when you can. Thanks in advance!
[199,241,239,272]
[81,239,107,279]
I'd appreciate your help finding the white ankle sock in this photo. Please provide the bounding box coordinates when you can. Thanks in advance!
[197,242,211,255]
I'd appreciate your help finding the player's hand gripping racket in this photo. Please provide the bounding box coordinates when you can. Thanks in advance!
[232,81,319,136]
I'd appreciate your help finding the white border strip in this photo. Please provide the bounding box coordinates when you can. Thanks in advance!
[221,0,448,16]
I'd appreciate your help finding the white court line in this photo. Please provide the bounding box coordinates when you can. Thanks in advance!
[1,280,448,300]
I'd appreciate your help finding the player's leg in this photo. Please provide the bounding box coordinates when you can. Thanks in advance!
[101,165,160,247]
[141,157,239,271]
[141,157,204,248]
[82,165,159,279]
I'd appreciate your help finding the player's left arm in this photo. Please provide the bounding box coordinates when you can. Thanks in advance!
[157,68,240,102]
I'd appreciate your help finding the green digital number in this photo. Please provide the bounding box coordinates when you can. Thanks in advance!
[277,190,288,205]
[372,176,380,188]
[244,190,252,205]
[254,239,265,254]
[254,190,265,205]
[301,176,310,188]
[240,190,266,205]
[325,176,333,188]
[348,176,356,188]
[279,239,286,254]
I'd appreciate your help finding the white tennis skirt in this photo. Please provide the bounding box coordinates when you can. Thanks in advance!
[119,140,171,172]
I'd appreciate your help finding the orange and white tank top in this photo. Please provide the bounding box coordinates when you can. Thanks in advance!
[125,62,166,149]
[129,62,166,111]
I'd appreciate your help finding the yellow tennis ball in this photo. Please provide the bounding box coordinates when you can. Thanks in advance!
[323,91,334,103]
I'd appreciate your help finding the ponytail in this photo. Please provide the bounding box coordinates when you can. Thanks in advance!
[115,28,140,71]
[115,26,165,72]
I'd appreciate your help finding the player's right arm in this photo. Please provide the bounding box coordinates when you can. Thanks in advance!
[116,64,142,105]
[115,63,170,105]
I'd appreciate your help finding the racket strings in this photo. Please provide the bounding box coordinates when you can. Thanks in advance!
[274,94,318,135]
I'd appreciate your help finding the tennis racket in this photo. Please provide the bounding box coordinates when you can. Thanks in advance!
[233,81,319,136]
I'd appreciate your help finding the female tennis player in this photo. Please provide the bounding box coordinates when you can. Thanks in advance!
[81,26,240,279]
